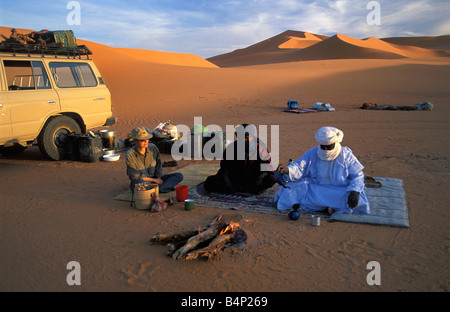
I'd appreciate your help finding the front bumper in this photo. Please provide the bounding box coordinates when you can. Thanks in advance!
[103,116,117,127]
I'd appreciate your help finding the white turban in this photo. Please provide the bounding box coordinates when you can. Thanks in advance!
[315,127,344,145]
[315,127,344,161]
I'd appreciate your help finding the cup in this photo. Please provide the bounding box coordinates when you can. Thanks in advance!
[312,215,321,227]
[184,199,195,211]
[175,185,188,202]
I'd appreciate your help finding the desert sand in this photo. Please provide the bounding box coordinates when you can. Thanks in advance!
[0,27,449,293]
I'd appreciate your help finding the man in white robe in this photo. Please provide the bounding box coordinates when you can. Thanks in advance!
[274,127,370,215]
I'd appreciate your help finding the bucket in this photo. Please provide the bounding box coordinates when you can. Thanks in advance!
[134,184,159,210]
[175,185,188,202]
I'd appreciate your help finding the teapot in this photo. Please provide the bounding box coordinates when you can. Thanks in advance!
[288,203,301,220]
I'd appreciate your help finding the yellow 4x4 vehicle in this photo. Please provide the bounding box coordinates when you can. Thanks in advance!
[0,45,116,160]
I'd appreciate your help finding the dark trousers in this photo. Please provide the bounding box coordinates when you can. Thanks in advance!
[130,172,184,193]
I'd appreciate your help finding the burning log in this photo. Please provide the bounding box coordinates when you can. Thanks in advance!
[184,233,234,260]
[171,219,227,260]
[149,214,246,261]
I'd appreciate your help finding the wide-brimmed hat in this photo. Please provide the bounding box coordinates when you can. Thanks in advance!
[131,127,153,141]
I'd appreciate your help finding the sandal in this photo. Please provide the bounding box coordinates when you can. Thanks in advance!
[163,160,178,167]
[364,175,382,188]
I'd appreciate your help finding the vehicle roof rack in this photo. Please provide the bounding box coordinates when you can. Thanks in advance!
[0,42,92,59]
[0,29,92,59]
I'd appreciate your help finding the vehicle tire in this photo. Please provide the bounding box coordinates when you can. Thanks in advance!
[0,144,27,156]
[38,116,82,160]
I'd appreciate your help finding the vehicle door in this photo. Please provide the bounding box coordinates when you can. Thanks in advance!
[48,61,111,129]
[3,59,60,140]
[0,60,13,142]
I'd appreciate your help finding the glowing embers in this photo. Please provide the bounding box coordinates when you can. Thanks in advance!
[219,221,240,235]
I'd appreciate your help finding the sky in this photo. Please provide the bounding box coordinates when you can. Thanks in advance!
[0,0,449,58]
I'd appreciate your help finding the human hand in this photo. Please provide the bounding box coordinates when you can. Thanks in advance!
[277,165,289,174]
[348,191,360,209]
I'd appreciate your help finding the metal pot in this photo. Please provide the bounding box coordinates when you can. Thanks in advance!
[103,148,116,155]
[99,130,116,138]
[99,130,117,150]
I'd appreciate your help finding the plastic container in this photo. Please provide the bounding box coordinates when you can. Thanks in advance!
[65,133,81,161]
[103,154,120,162]
[175,185,189,202]
[78,134,103,163]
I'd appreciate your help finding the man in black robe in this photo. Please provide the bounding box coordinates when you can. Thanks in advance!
[204,124,276,194]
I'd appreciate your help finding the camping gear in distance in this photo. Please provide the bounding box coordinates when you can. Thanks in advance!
[287,100,299,109]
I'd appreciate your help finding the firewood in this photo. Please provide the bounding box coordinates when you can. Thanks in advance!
[184,233,234,260]
[172,220,226,260]
[149,230,199,245]
[149,213,223,245]
[166,243,176,256]
[148,213,247,261]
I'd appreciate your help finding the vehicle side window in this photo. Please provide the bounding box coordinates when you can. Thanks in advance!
[49,62,97,88]
[31,61,51,89]
[3,60,50,90]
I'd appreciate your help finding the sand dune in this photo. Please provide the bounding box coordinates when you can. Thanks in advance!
[2,27,448,68]
[293,33,450,61]
[208,31,450,67]
[241,30,327,53]
[81,40,217,68]
[382,35,450,51]
[207,30,327,67]
[0,26,34,38]
[338,34,449,58]
[278,32,324,49]
[0,27,216,68]
[114,47,218,68]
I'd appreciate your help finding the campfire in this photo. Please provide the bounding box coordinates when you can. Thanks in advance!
[149,214,246,261]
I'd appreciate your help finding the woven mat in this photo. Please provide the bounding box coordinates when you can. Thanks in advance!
[113,163,220,202]
[330,177,409,228]
[188,183,330,220]
[189,177,409,227]
[283,108,319,114]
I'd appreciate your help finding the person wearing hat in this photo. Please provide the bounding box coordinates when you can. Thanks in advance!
[274,126,370,214]
[204,124,276,195]
[126,127,183,194]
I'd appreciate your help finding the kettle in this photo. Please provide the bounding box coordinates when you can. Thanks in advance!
[288,203,301,220]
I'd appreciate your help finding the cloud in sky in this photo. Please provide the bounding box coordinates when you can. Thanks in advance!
[0,0,449,57]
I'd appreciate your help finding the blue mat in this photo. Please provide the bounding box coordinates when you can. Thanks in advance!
[330,177,409,228]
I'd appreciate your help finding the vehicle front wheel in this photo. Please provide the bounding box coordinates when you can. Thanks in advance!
[38,116,82,160]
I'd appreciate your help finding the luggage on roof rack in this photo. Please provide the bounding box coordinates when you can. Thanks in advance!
[0,28,92,58]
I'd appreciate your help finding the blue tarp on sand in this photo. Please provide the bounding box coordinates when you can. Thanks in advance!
[330,177,409,228]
